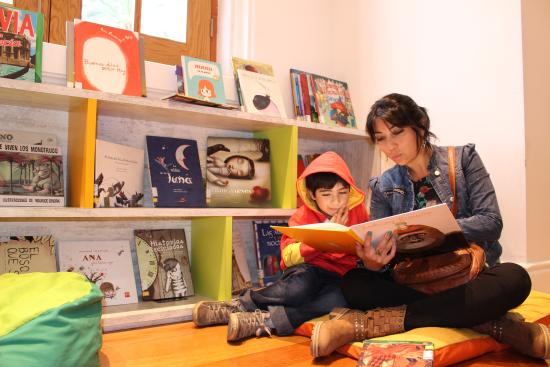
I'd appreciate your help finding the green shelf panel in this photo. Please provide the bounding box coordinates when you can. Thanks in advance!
[191,216,232,301]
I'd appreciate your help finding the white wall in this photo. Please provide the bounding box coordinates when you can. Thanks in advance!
[249,0,527,262]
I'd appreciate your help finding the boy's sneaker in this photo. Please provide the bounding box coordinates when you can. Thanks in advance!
[227,310,272,342]
[192,300,242,327]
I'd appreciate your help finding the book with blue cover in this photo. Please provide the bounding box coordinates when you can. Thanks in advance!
[145,136,205,208]
[253,220,287,286]
[182,55,226,104]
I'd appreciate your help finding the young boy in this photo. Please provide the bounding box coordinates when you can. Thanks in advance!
[192,151,368,341]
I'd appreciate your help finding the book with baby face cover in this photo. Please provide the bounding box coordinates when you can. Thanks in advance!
[206,137,272,208]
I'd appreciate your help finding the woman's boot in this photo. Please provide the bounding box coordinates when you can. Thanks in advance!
[473,317,550,359]
[310,305,406,357]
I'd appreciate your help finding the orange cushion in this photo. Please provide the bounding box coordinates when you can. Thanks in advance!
[295,290,550,366]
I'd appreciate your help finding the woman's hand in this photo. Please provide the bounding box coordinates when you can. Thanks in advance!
[329,205,349,225]
[356,230,396,271]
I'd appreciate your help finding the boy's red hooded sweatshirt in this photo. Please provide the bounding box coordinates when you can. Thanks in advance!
[280,151,369,276]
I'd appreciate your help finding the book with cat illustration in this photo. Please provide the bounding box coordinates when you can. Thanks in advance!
[236,69,287,118]
[206,137,272,208]
[0,235,56,274]
[134,229,194,301]
[57,240,138,306]
[272,204,467,255]
[231,57,274,107]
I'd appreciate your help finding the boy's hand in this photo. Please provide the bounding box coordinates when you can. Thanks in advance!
[355,230,396,271]
[329,205,349,225]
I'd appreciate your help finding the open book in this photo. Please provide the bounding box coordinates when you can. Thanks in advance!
[272,204,467,255]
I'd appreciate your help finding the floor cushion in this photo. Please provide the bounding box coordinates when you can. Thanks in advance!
[295,290,550,366]
[0,272,104,367]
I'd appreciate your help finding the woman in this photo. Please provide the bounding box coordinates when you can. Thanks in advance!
[310,93,550,359]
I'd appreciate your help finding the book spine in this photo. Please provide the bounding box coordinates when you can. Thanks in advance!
[138,35,147,96]
[289,70,301,119]
[307,73,319,123]
[299,72,311,122]
[35,11,44,83]
[65,20,75,88]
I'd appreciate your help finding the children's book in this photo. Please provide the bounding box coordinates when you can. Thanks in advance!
[290,69,318,122]
[0,142,64,207]
[145,136,205,208]
[57,240,138,306]
[356,340,434,367]
[253,220,287,286]
[231,228,252,294]
[231,57,274,107]
[272,204,467,255]
[0,235,56,274]
[134,229,194,301]
[236,69,287,118]
[94,139,145,208]
[0,129,56,146]
[206,137,271,208]
[311,74,356,128]
[66,19,146,96]
[0,5,43,82]
[181,55,226,104]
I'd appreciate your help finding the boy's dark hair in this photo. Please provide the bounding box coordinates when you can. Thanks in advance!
[305,172,349,193]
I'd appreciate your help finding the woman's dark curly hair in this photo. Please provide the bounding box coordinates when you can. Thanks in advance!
[366,93,437,151]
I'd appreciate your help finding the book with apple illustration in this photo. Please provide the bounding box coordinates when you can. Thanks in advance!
[272,204,467,255]
[206,137,272,208]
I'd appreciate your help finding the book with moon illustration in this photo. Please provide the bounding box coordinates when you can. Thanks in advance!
[145,136,205,208]
[206,136,272,208]
[272,204,467,255]
[57,240,138,306]
[134,228,194,301]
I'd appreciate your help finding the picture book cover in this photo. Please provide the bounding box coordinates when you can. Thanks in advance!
[272,204,467,255]
[134,229,194,301]
[231,228,252,294]
[67,19,146,96]
[182,55,226,104]
[237,69,287,118]
[0,5,43,82]
[0,235,56,274]
[146,135,205,208]
[253,220,287,286]
[57,240,138,306]
[231,56,274,106]
[357,340,434,367]
[0,129,57,146]
[206,137,271,208]
[94,139,145,208]
[0,142,64,207]
[311,74,356,128]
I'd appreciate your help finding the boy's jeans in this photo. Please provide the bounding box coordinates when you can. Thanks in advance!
[239,263,348,335]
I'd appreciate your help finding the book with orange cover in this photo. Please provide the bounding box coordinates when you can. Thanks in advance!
[66,19,146,96]
[272,204,466,255]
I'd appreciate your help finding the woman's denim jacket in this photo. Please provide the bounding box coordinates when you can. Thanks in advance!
[369,143,502,266]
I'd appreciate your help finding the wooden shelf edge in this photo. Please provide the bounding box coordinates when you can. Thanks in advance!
[0,78,368,141]
[0,207,295,221]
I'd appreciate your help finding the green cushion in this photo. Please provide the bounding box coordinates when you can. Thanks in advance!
[0,272,104,367]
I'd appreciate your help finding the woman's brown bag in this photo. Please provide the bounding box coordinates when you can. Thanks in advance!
[392,147,486,294]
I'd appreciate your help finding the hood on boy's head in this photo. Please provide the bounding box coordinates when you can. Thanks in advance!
[296,151,365,213]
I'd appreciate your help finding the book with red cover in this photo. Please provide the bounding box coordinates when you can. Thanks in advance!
[66,19,146,96]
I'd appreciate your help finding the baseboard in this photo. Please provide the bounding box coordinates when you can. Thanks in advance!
[519,260,550,293]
